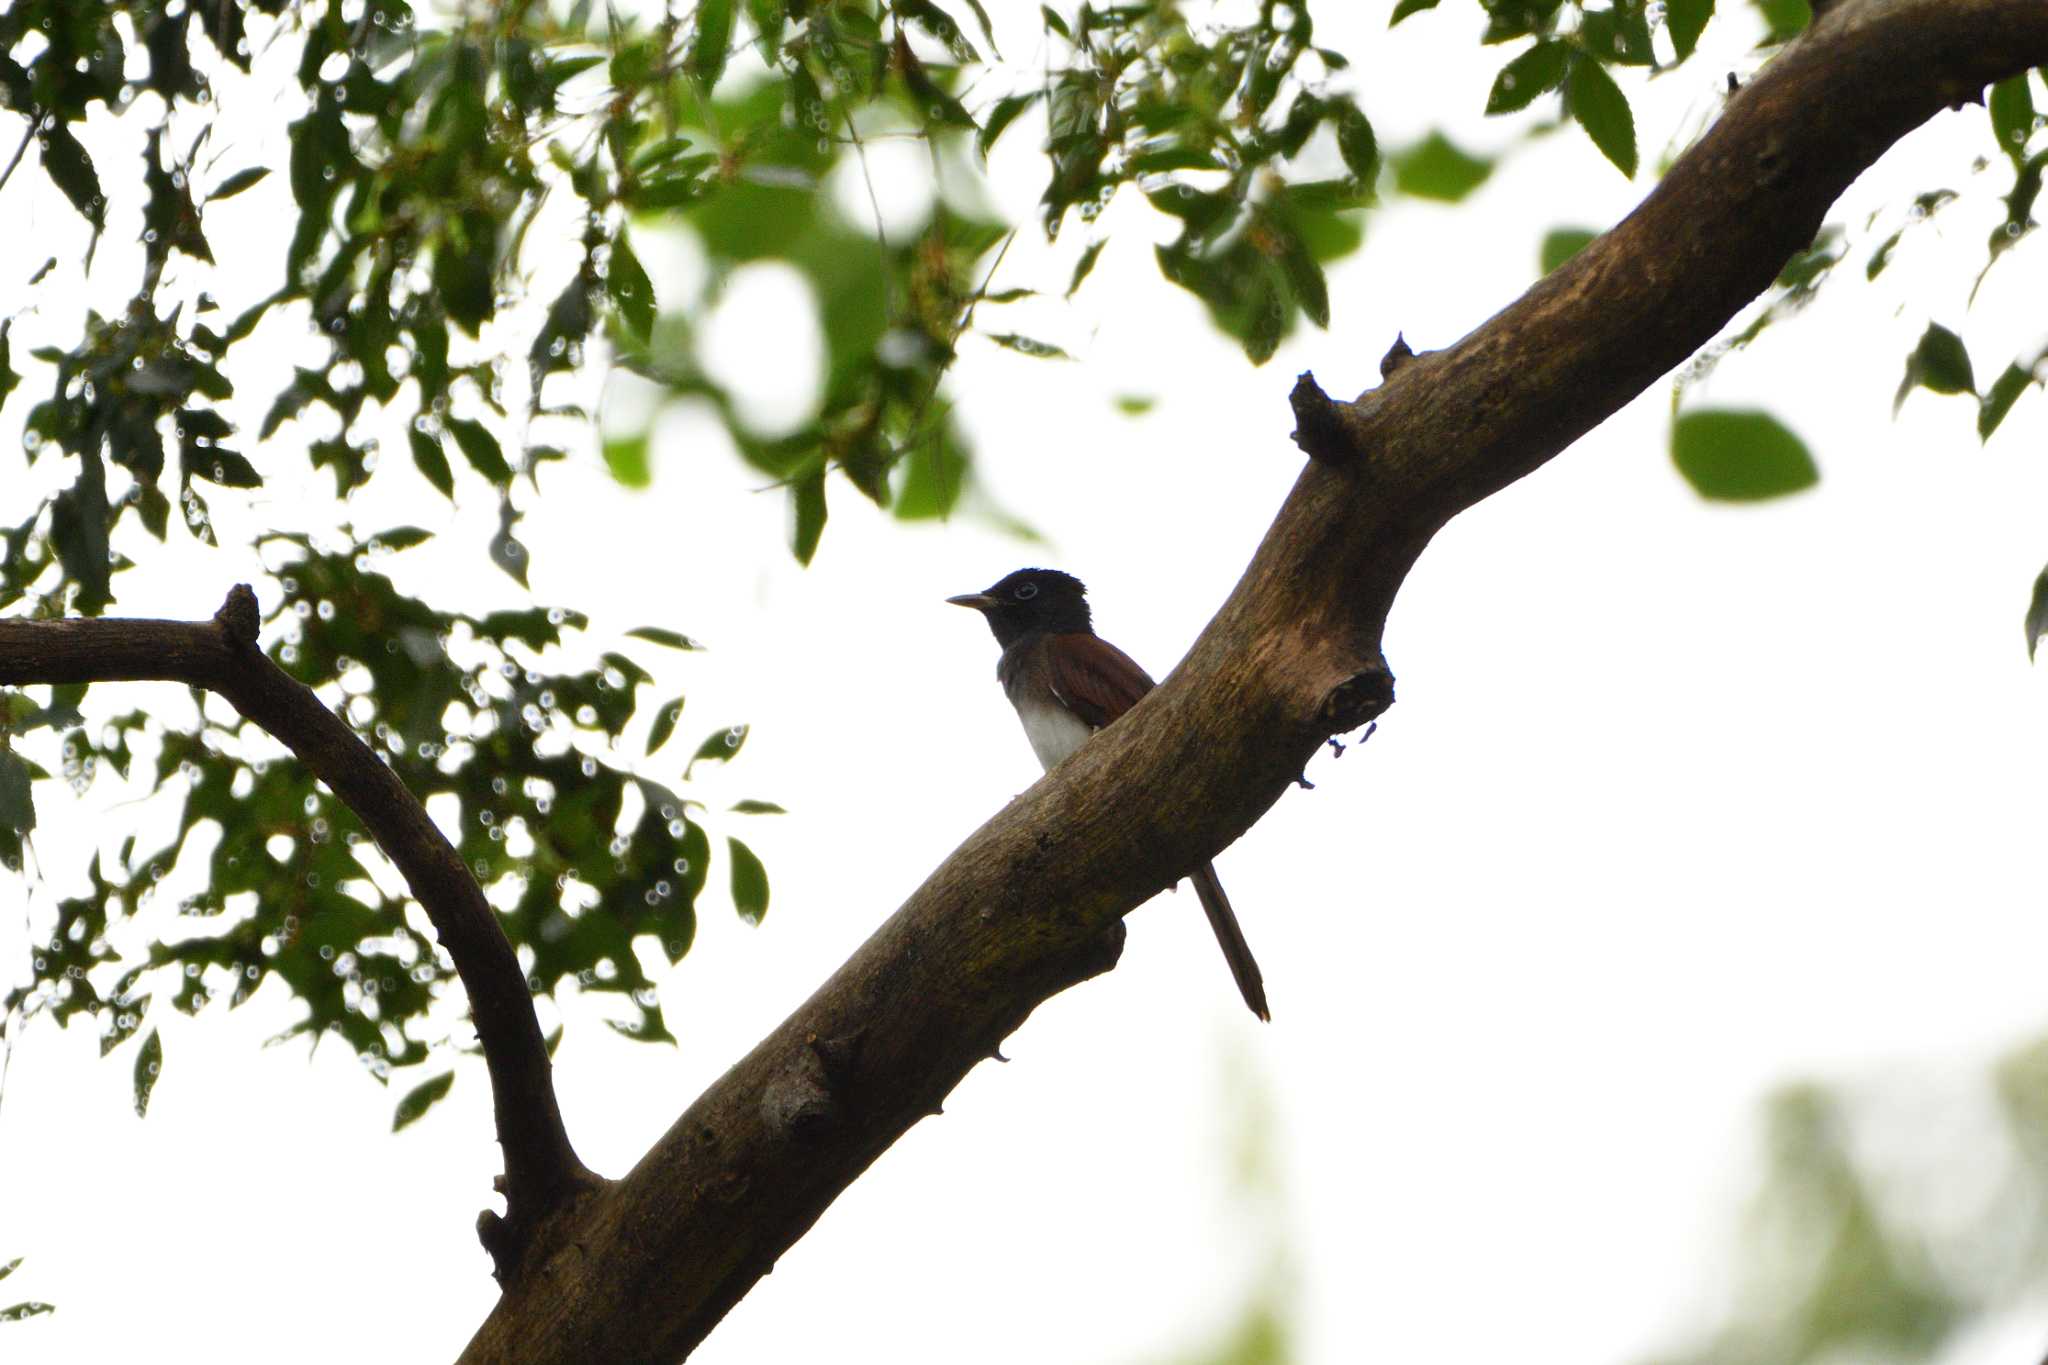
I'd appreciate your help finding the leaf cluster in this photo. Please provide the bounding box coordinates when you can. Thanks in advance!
[2,533,773,1113]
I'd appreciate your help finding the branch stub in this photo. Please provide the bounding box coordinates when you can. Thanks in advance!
[1380,333,1417,379]
[1288,371,1356,465]
[214,583,261,649]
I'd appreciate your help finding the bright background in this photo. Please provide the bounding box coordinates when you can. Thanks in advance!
[4,4,2048,1363]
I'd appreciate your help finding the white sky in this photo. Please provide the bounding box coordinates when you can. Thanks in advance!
[3,3,2048,1363]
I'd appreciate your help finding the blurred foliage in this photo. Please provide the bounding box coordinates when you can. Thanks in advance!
[1141,1042,1296,1365]
[1669,408,1816,502]
[1642,1027,2048,1365]
[0,0,2042,1111]
[0,1256,55,1324]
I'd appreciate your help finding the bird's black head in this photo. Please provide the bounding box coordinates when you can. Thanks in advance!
[947,567,1092,647]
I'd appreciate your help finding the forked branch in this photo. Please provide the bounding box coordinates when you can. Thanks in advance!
[0,585,595,1281]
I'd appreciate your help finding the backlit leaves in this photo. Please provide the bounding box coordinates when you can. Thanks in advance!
[1394,133,1494,202]
[392,1071,455,1131]
[606,233,656,341]
[1979,362,2036,440]
[1540,227,1598,274]
[728,836,769,926]
[1671,409,1818,502]
[1752,0,1811,44]
[2027,565,2048,661]
[1486,40,1569,115]
[1566,57,1636,178]
[1894,322,1976,412]
[132,1029,162,1118]
[1665,0,1713,61]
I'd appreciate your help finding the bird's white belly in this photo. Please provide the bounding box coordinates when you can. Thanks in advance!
[1015,700,1094,772]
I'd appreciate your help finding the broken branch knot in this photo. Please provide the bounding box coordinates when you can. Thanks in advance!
[1289,371,1357,465]
[214,583,261,649]
[1318,660,1395,735]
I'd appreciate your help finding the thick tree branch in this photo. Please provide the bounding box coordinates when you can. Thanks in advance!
[458,2,2048,1360]
[0,585,596,1277]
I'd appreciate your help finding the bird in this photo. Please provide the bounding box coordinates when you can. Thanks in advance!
[947,567,1269,1021]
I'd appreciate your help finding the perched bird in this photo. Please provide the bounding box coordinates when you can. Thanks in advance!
[947,567,1269,1021]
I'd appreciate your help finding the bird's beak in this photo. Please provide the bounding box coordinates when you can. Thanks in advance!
[945,592,996,611]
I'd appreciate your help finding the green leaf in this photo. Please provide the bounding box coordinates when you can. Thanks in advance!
[1390,0,1441,23]
[490,503,530,587]
[1991,75,2037,167]
[791,466,826,565]
[1578,4,1654,66]
[893,430,967,521]
[646,695,685,755]
[730,799,786,814]
[446,417,513,483]
[1979,363,2033,440]
[192,449,262,488]
[0,752,33,834]
[409,428,454,499]
[1272,222,1330,328]
[0,1259,17,1284]
[687,723,750,777]
[544,53,605,93]
[1394,132,1492,202]
[728,836,769,925]
[1487,40,1570,115]
[979,92,1040,158]
[1041,5,1071,40]
[1335,103,1381,187]
[371,526,435,552]
[607,233,656,339]
[209,166,271,201]
[603,433,651,487]
[959,0,1000,57]
[1067,240,1106,297]
[899,0,979,62]
[41,123,106,236]
[1671,408,1818,502]
[689,0,736,87]
[1114,395,1156,416]
[133,1029,163,1118]
[1566,58,1637,178]
[626,626,704,651]
[1540,227,1598,274]
[1752,0,1810,43]
[49,464,112,614]
[1665,0,1713,60]
[2028,564,2048,660]
[1481,0,1566,44]
[747,0,787,61]
[1244,265,1285,366]
[986,333,1070,359]
[0,1302,54,1322]
[1894,323,1976,413]
[391,1071,455,1132]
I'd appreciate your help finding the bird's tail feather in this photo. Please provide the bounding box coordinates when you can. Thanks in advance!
[1189,863,1269,1022]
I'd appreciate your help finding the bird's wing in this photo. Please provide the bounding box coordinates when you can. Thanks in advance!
[1043,632,1156,728]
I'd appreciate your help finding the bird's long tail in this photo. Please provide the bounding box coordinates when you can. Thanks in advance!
[1189,863,1269,1022]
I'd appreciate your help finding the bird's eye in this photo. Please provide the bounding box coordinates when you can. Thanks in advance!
[1014,582,1039,600]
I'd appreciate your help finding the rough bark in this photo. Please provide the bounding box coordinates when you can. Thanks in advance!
[0,587,598,1279]
[1,0,2043,1360]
